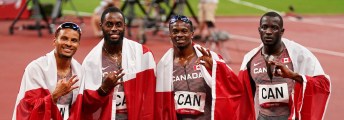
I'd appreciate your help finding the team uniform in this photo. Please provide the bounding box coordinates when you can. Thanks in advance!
[81,38,156,120]
[173,56,212,120]
[102,53,127,119]
[156,44,242,120]
[238,38,331,120]
[12,50,83,120]
[250,47,294,120]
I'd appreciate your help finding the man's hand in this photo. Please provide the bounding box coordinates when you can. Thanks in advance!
[100,69,125,94]
[52,75,79,103]
[196,47,213,71]
[269,61,303,83]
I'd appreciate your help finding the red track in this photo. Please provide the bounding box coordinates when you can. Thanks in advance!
[1,15,343,119]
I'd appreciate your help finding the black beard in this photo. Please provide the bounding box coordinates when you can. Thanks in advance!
[177,45,188,50]
[58,53,72,59]
[104,30,125,45]
[175,40,191,50]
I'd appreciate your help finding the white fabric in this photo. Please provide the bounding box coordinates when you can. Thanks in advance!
[156,44,224,120]
[12,50,82,120]
[82,38,156,119]
[240,38,331,119]
[156,44,220,92]
[240,38,328,77]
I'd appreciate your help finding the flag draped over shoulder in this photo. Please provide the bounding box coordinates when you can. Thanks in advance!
[238,38,331,120]
[155,44,243,120]
[81,38,156,120]
[12,50,83,120]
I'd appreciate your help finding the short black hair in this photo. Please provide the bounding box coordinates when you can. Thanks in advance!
[260,11,283,28]
[100,7,125,23]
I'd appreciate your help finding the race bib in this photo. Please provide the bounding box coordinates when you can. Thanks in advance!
[57,104,69,120]
[115,92,127,113]
[174,91,206,115]
[258,83,289,107]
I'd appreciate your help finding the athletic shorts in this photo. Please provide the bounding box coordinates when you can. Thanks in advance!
[258,112,289,120]
[198,2,217,22]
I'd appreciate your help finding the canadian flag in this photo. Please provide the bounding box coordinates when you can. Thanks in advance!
[193,65,201,71]
[282,57,291,63]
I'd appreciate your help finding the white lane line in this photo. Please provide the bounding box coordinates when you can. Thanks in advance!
[231,34,344,57]
[63,10,92,16]
[298,18,344,29]
[228,0,344,29]
[228,0,284,15]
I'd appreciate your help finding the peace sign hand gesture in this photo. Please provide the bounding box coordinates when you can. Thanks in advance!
[196,47,213,71]
[52,75,79,103]
[99,69,125,95]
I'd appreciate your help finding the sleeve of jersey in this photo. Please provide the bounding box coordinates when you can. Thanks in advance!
[295,75,330,120]
[213,61,245,120]
[15,65,61,120]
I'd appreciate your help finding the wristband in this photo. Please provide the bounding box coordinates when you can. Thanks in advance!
[97,87,109,96]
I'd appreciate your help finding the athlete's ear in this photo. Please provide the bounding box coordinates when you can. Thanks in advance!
[281,28,285,35]
[53,38,56,46]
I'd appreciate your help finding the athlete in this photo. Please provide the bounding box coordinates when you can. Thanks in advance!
[13,22,83,120]
[81,7,156,119]
[238,11,331,120]
[155,15,242,120]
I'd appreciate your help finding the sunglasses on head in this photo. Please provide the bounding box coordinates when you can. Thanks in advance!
[169,15,191,24]
[57,22,82,34]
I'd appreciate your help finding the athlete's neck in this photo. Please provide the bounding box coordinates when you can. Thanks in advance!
[54,53,71,74]
[103,43,122,55]
[174,45,196,66]
[174,44,195,58]
[263,42,284,56]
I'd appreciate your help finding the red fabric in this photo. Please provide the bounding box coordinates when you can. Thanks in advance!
[0,1,30,19]
[15,85,83,120]
[82,69,156,120]
[297,75,330,120]
[142,45,150,54]
[237,70,255,120]
[13,51,83,120]
[155,92,177,120]
[155,61,243,120]
[82,90,113,120]
[68,94,83,120]
[238,69,330,120]
[238,39,330,120]
[80,38,156,120]
[126,69,156,120]
[214,62,242,120]
[15,88,61,120]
